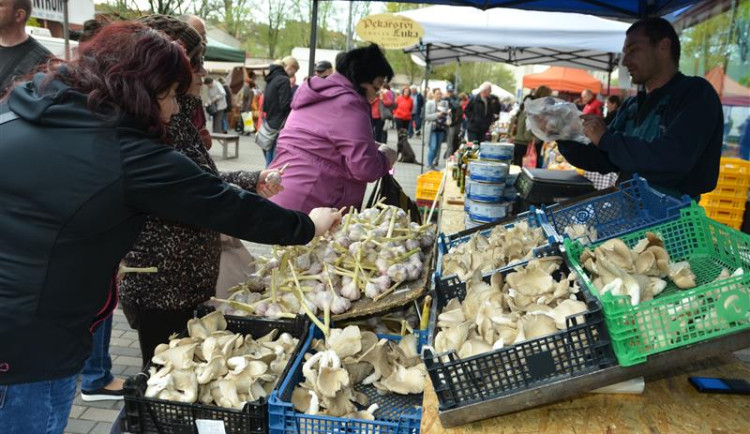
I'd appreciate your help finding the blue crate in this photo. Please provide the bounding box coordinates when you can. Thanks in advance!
[434,207,557,285]
[268,326,427,434]
[541,175,691,245]
[424,250,616,411]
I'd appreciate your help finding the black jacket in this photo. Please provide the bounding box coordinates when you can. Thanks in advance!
[558,72,723,198]
[263,64,292,130]
[465,95,494,135]
[0,75,315,385]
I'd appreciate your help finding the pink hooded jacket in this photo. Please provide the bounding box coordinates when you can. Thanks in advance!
[268,73,390,213]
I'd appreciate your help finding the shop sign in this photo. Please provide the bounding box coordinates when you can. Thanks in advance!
[31,0,95,26]
[356,13,424,49]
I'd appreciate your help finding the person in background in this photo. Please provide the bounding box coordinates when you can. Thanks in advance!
[510,94,535,166]
[204,77,228,133]
[119,14,289,368]
[290,74,299,97]
[179,14,212,149]
[0,21,343,432]
[315,60,333,78]
[409,85,424,137]
[558,17,723,199]
[382,82,395,130]
[370,86,392,143]
[262,56,298,166]
[581,89,603,116]
[604,94,622,125]
[0,0,51,95]
[458,92,469,138]
[443,83,462,158]
[218,76,232,133]
[393,86,414,133]
[465,82,495,143]
[267,44,397,213]
[425,88,449,170]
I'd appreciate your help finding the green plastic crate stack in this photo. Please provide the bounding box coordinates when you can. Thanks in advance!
[564,203,750,366]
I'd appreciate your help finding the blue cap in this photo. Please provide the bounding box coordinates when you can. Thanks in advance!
[446,83,455,92]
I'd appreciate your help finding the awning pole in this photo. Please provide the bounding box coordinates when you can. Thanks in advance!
[606,53,614,94]
[63,0,70,61]
[308,0,319,77]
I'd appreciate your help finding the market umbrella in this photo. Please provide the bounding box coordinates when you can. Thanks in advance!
[205,36,245,63]
[522,66,603,94]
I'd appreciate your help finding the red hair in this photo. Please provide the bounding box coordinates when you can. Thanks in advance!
[43,21,192,139]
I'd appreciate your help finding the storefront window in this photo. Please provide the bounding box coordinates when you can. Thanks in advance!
[676,0,750,159]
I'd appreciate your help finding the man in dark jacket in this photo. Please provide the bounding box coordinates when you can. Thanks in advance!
[262,57,298,166]
[465,82,495,143]
[0,0,51,95]
[558,17,723,199]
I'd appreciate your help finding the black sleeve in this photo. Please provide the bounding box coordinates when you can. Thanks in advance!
[557,140,620,174]
[599,79,723,186]
[278,79,293,119]
[120,132,314,246]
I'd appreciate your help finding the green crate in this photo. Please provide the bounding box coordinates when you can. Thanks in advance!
[564,204,750,366]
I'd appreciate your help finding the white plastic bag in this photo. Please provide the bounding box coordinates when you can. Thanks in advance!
[525,97,590,144]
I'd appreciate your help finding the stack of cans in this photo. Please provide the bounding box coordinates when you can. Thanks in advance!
[464,142,515,229]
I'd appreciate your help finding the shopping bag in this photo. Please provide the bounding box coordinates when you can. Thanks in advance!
[214,235,255,301]
[241,111,254,131]
[522,138,538,168]
[365,174,422,224]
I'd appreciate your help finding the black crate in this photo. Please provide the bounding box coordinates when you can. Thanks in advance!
[422,251,616,411]
[122,309,310,434]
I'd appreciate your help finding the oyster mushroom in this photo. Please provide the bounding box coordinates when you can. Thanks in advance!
[326,326,362,359]
[195,355,228,384]
[346,404,379,421]
[520,313,558,340]
[152,343,198,370]
[374,364,427,395]
[549,299,588,329]
[669,262,697,289]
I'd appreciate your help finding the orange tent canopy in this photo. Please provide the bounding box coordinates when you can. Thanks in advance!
[705,66,750,107]
[522,66,603,94]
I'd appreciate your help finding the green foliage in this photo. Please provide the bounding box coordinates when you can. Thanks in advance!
[433,62,516,95]
[679,0,750,78]
[384,3,424,13]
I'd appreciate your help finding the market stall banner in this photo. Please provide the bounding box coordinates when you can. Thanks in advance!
[31,0,95,26]
[356,13,424,50]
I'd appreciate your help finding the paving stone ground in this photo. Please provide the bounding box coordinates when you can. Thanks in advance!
[64,130,750,433]
[64,127,436,433]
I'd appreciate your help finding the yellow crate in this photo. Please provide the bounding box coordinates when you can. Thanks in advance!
[699,195,747,212]
[708,184,749,200]
[711,215,744,229]
[717,157,750,189]
[416,170,444,202]
[704,206,745,223]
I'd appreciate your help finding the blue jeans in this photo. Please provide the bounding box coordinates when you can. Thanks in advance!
[80,316,114,392]
[264,142,276,167]
[0,374,77,434]
[428,129,446,167]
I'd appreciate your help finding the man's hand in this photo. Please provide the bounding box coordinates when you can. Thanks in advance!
[257,165,287,198]
[580,114,607,145]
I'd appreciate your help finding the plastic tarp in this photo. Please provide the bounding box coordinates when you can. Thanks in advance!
[399,5,629,72]
[471,84,514,99]
[382,0,700,19]
[522,66,603,93]
[205,36,245,62]
[705,66,750,107]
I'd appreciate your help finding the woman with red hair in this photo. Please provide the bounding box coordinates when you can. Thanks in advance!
[0,21,341,432]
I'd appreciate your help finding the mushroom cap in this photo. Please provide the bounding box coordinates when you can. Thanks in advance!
[152,343,198,370]
[520,313,558,340]
[374,364,427,395]
[326,326,362,359]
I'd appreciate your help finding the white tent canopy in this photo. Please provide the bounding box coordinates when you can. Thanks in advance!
[398,6,629,72]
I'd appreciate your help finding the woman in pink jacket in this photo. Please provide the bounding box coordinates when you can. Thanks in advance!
[268,44,397,213]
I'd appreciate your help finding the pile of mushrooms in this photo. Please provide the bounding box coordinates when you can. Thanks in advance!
[563,224,598,243]
[434,257,588,359]
[144,311,299,409]
[291,325,426,420]
[578,232,699,306]
[441,221,548,281]
[213,203,436,323]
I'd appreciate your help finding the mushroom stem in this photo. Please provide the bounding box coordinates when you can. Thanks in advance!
[288,260,329,337]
